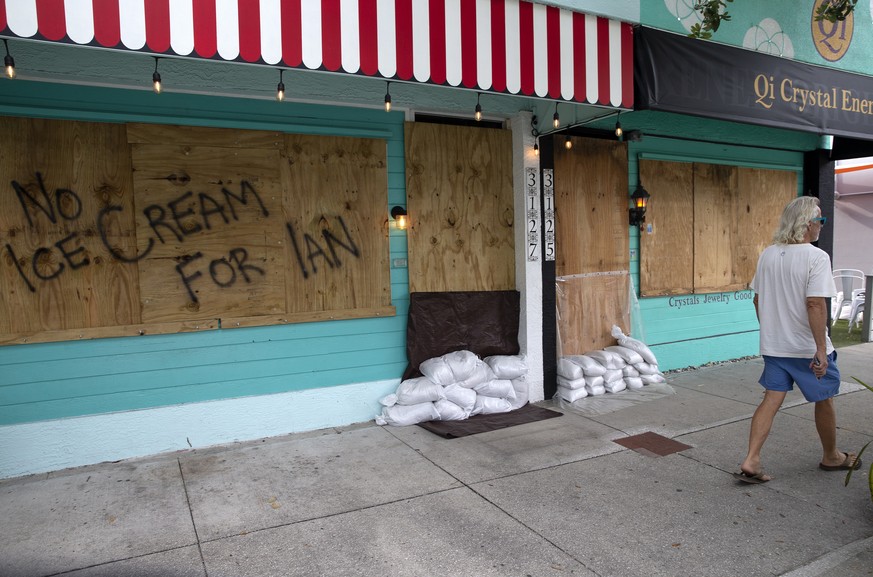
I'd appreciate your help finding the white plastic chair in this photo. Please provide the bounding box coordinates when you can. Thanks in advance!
[832,269,864,325]
[847,290,865,333]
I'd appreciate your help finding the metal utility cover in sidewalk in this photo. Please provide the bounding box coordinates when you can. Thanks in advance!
[614,432,692,457]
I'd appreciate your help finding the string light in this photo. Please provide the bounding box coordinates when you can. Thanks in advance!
[475,93,482,121]
[276,69,285,101]
[3,39,15,79]
[614,112,623,138]
[533,141,539,156]
[564,135,572,150]
[553,102,560,128]
[152,57,162,94]
[384,81,392,112]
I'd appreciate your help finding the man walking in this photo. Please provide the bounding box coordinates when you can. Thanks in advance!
[735,196,861,484]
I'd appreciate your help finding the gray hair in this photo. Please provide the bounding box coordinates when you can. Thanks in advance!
[772,196,820,244]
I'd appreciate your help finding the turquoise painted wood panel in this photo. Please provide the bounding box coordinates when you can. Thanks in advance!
[0,80,411,426]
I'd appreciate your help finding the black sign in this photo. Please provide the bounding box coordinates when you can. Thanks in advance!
[634,26,873,140]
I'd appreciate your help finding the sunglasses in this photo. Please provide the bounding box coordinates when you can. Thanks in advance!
[810,217,827,225]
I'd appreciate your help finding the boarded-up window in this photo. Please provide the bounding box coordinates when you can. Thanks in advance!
[554,136,630,354]
[640,159,797,297]
[404,122,514,293]
[0,118,393,345]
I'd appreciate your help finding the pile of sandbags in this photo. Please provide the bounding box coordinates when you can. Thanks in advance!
[555,326,665,403]
[375,350,529,427]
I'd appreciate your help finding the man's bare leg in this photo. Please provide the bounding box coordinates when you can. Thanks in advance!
[740,390,787,479]
[815,398,854,467]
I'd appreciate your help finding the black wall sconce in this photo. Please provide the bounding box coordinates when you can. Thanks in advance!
[629,182,650,229]
[391,206,408,230]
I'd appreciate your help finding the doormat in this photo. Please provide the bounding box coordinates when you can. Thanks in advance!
[418,404,562,438]
[614,432,692,457]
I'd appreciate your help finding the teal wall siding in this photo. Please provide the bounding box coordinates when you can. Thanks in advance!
[625,134,806,371]
[0,80,410,426]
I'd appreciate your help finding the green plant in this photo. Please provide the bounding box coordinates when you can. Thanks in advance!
[815,0,858,22]
[690,0,857,40]
[689,1,733,39]
[844,377,873,502]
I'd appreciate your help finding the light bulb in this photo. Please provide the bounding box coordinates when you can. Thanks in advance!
[534,142,540,156]
[564,136,572,150]
[475,103,482,121]
[384,93,392,112]
[277,82,285,101]
[152,72,162,94]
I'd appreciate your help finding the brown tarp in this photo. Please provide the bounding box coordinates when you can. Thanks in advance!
[402,290,521,380]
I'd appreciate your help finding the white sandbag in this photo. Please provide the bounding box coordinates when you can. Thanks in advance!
[585,375,605,388]
[557,385,588,402]
[604,379,626,394]
[375,402,439,426]
[434,399,469,421]
[444,350,479,382]
[641,373,667,385]
[605,345,645,365]
[634,362,660,375]
[586,350,626,370]
[557,375,587,390]
[565,355,607,376]
[444,383,477,413]
[419,357,455,386]
[473,395,513,415]
[379,393,398,407]
[474,379,516,401]
[625,377,644,390]
[484,355,529,379]
[395,376,446,405]
[458,360,496,389]
[557,357,585,380]
[603,369,624,383]
[611,325,658,365]
[622,365,640,378]
[586,383,606,396]
[509,376,529,410]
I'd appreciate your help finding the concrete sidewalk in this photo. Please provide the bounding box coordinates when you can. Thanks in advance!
[2,344,872,577]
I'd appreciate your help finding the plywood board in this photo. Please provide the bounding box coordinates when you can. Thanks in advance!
[0,117,140,334]
[405,122,514,293]
[735,168,797,285]
[130,142,285,322]
[553,136,629,351]
[640,159,694,296]
[554,137,629,276]
[282,134,391,314]
[556,273,630,355]
[0,118,394,345]
[693,163,740,292]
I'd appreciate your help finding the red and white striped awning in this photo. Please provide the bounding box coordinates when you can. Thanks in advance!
[0,0,633,107]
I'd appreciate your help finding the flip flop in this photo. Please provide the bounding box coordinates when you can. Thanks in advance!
[819,452,862,471]
[732,470,771,484]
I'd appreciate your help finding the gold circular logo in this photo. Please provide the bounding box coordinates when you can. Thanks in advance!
[811,0,853,62]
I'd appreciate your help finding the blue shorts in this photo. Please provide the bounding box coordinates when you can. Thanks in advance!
[759,351,840,402]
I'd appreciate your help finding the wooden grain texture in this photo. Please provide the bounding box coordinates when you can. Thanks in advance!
[130,140,285,322]
[282,134,391,314]
[1,118,394,344]
[556,273,630,355]
[640,159,694,296]
[694,163,739,292]
[640,159,797,296]
[0,117,140,333]
[404,122,514,293]
[554,136,629,276]
[735,167,797,284]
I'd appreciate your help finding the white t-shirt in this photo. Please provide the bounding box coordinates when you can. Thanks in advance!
[750,243,836,358]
